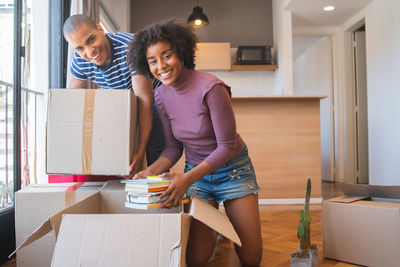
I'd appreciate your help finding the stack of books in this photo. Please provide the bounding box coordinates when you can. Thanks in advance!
[123,176,189,209]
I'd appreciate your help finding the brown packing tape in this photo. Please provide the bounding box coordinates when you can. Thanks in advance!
[65,182,85,207]
[82,90,95,174]
[65,191,76,207]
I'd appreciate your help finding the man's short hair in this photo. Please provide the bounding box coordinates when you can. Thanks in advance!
[63,14,97,40]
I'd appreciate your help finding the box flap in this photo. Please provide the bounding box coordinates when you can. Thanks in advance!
[179,214,191,266]
[51,214,182,267]
[326,195,368,203]
[10,218,53,258]
[352,200,400,209]
[100,179,124,191]
[50,192,101,236]
[189,195,241,246]
[10,192,101,258]
[22,182,105,190]
[340,183,400,198]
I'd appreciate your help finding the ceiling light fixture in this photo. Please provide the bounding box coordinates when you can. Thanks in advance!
[187,0,209,27]
[323,5,335,12]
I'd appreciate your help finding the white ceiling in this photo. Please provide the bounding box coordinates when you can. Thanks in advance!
[286,0,373,27]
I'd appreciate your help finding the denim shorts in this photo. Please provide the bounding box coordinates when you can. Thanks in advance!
[185,147,260,204]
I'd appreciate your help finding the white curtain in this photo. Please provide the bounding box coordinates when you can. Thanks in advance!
[66,0,100,88]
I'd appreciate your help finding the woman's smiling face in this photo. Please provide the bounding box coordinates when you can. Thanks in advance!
[146,41,183,86]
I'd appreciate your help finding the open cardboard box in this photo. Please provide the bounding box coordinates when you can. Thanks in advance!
[323,183,400,267]
[15,182,105,267]
[13,181,240,267]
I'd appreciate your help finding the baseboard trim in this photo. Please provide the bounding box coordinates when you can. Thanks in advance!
[258,197,323,205]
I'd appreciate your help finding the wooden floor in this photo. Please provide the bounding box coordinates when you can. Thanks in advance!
[207,181,360,267]
[2,182,360,267]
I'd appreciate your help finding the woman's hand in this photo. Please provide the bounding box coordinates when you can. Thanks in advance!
[158,172,190,208]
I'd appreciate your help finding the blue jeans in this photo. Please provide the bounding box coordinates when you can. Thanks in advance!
[185,147,260,204]
[145,102,165,165]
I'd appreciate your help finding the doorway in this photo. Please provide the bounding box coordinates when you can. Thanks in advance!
[352,25,369,184]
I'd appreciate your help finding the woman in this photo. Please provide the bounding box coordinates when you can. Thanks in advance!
[127,21,262,267]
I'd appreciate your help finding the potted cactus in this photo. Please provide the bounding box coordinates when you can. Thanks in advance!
[290,178,318,267]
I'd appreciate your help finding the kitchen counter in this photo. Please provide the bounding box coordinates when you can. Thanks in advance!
[171,96,326,201]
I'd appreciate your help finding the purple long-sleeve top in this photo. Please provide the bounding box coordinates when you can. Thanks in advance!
[154,68,245,171]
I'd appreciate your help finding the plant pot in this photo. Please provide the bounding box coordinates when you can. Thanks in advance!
[290,252,312,267]
[296,245,318,267]
[309,244,318,267]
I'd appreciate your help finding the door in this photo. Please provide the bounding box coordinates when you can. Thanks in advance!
[353,29,369,184]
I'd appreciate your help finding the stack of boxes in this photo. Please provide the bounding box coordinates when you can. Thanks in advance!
[15,88,239,266]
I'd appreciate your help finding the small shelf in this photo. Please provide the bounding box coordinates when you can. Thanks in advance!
[230,64,278,70]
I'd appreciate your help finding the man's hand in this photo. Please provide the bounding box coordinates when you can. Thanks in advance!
[68,76,87,88]
[124,152,144,179]
[131,75,154,173]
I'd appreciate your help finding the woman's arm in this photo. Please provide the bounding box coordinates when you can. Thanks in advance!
[202,84,238,170]
[158,161,212,208]
[159,84,238,208]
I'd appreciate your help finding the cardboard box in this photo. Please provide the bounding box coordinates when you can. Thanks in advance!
[14,181,240,267]
[195,42,231,70]
[15,182,105,267]
[323,184,400,267]
[46,89,137,175]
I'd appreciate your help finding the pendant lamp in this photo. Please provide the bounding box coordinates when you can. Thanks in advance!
[187,0,209,27]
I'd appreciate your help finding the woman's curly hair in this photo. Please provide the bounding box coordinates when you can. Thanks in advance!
[127,20,198,79]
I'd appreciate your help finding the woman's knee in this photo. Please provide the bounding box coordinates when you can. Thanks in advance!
[186,250,212,267]
[236,241,263,267]
[238,252,262,267]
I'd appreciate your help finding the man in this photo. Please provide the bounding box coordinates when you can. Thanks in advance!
[56,14,164,181]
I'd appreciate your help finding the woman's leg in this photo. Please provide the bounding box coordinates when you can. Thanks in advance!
[224,194,263,267]
[186,200,218,267]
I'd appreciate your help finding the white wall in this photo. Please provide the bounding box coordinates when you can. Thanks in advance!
[101,0,131,32]
[208,70,277,97]
[293,36,333,181]
[272,0,293,95]
[362,0,400,185]
[131,0,273,48]
[131,0,277,96]
[330,0,400,186]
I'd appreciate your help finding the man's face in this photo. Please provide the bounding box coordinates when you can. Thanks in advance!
[66,24,111,68]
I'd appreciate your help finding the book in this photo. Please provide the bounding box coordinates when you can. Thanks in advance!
[124,185,169,193]
[123,178,171,193]
[146,176,171,181]
[121,177,171,184]
[124,198,190,210]
[126,192,167,204]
